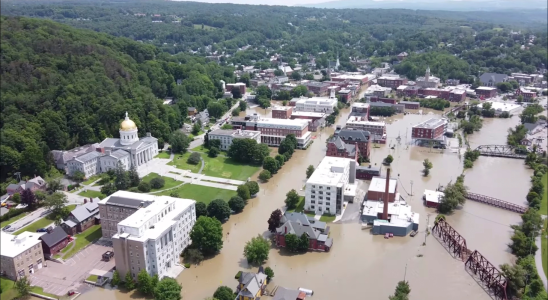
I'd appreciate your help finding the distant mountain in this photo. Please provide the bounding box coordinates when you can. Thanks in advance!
[305,0,548,11]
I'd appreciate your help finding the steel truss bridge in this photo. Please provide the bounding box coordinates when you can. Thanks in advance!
[475,145,527,159]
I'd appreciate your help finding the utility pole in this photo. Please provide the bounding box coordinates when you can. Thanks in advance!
[410,180,413,197]
[403,262,408,281]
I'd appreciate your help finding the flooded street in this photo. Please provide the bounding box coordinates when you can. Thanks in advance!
[79,105,531,300]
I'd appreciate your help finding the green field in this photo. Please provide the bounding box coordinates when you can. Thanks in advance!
[158,184,236,204]
[86,274,98,282]
[542,219,547,278]
[540,173,547,215]
[78,190,106,199]
[30,286,59,298]
[154,151,171,159]
[60,225,102,259]
[193,24,216,30]
[201,155,260,181]
[82,175,101,185]
[0,278,17,300]
[320,214,336,223]
[0,212,29,228]
[141,173,182,192]
[168,152,202,173]
[14,205,77,235]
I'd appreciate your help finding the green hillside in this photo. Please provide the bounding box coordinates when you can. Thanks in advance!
[0,16,235,182]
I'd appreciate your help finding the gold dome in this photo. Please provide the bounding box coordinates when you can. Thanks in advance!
[120,112,137,131]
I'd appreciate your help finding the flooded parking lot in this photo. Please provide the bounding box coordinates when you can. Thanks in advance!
[77,103,531,300]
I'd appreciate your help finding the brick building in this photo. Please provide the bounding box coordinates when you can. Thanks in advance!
[356,165,381,180]
[370,97,397,104]
[275,212,332,252]
[351,103,370,120]
[334,128,371,159]
[411,118,448,140]
[98,191,155,239]
[345,117,387,144]
[303,81,330,96]
[326,136,358,161]
[272,106,294,119]
[515,87,536,101]
[400,101,420,110]
[377,75,408,89]
[61,201,100,235]
[225,83,246,95]
[475,87,497,99]
[367,176,398,202]
[39,227,70,257]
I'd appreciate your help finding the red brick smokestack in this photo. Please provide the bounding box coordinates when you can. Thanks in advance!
[382,168,390,220]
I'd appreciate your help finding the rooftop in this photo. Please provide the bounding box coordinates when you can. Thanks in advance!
[99,190,157,208]
[272,106,293,111]
[307,156,354,186]
[476,101,521,112]
[346,116,386,127]
[362,199,420,228]
[209,129,261,138]
[351,102,370,108]
[368,176,398,194]
[1,231,44,258]
[412,118,447,129]
[476,86,497,91]
[424,189,444,204]
[291,111,327,118]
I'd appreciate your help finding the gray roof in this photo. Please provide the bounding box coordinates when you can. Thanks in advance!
[7,182,25,190]
[51,144,100,165]
[272,287,302,300]
[276,221,319,240]
[329,136,346,150]
[336,128,371,142]
[109,149,130,159]
[238,272,267,298]
[99,136,157,151]
[74,151,101,163]
[187,107,197,111]
[0,207,8,217]
[400,101,420,105]
[357,165,381,173]
[63,220,77,228]
[345,144,357,156]
[523,122,540,132]
[70,202,99,223]
[39,227,68,247]
[106,195,152,209]
[479,73,508,84]
[325,237,333,247]
[370,102,394,107]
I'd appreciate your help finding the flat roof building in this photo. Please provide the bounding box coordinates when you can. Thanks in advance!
[1,231,45,280]
[367,176,398,202]
[231,114,311,148]
[294,96,338,114]
[411,118,448,140]
[112,193,196,280]
[361,199,420,236]
[423,189,444,208]
[208,129,261,151]
[99,191,156,239]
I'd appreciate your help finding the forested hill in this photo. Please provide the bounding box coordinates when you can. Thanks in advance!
[0,16,235,182]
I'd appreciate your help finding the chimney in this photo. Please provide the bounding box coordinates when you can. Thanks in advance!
[84,199,88,204]
[382,168,390,220]
[284,226,287,234]
[90,198,93,203]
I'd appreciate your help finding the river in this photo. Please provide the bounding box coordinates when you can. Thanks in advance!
[78,104,531,300]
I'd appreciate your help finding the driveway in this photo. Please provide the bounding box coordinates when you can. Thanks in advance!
[30,241,115,296]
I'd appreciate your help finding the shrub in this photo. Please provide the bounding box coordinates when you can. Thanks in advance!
[187,152,201,165]
[228,196,246,213]
[150,177,165,189]
[184,263,191,268]
[259,170,271,182]
[138,181,151,192]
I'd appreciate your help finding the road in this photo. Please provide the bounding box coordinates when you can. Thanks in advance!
[189,101,241,149]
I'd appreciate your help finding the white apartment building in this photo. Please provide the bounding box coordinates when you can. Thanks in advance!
[305,156,357,215]
[231,114,312,148]
[346,116,387,137]
[66,151,102,178]
[295,96,338,114]
[112,193,196,279]
[208,129,261,150]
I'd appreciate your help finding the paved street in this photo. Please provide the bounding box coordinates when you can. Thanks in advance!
[6,207,50,231]
[189,101,241,149]
[30,241,115,296]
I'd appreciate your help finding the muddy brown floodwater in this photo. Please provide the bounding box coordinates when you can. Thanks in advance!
[79,105,531,300]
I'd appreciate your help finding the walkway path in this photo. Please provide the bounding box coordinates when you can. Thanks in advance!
[534,215,547,290]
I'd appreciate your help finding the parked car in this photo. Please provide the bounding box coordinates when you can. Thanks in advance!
[67,290,76,296]
[102,251,114,262]
[36,228,47,232]
[2,225,11,231]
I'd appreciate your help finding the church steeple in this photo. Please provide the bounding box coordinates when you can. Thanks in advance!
[335,51,340,71]
[425,66,430,82]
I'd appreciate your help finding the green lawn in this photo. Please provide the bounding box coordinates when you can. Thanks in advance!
[158,184,236,204]
[320,214,336,223]
[188,130,204,139]
[61,225,102,259]
[30,286,59,298]
[0,212,29,228]
[86,275,98,282]
[78,190,106,199]
[0,278,17,300]
[167,152,202,173]
[541,218,547,279]
[14,205,76,235]
[82,175,101,185]
[540,173,547,216]
[287,197,315,217]
[154,151,171,159]
[201,155,260,181]
[193,24,216,30]
[141,173,182,192]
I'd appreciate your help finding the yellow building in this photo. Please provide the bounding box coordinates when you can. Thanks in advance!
[236,268,267,300]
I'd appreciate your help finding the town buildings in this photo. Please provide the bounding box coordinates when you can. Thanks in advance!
[345,116,387,144]
[445,79,460,86]
[112,194,196,279]
[0,231,45,280]
[367,176,398,202]
[6,176,46,195]
[400,101,420,110]
[333,127,372,160]
[479,73,508,86]
[350,102,370,120]
[515,87,537,101]
[304,156,357,215]
[272,106,294,119]
[272,287,307,300]
[39,227,70,258]
[356,165,381,180]
[226,82,247,95]
[61,201,100,235]
[236,268,268,300]
[475,101,521,116]
[294,96,338,114]
[207,129,262,151]
[397,52,408,60]
[52,144,100,172]
[423,189,444,208]
[475,86,498,99]
[411,118,448,140]
[362,84,392,100]
[231,114,312,148]
[302,81,330,96]
[290,111,326,132]
[415,67,441,88]
[275,212,333,252]
[64,112,158,178]
[99,192,156,239]
[326,136,358,161]
[377,74,408,89]
[361,199,419,236]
